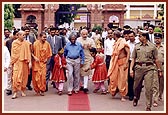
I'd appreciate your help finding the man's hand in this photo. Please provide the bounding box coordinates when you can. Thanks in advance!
[123,63,128,71]
[34,56,39,62]
[158,71,163,77]
[130,69,134,78]
[80,64,84,68]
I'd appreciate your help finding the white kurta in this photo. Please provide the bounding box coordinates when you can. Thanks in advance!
[77,37,96,76]
[3,46,10,90]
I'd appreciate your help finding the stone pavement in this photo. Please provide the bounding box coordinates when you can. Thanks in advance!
[3,80,165,113]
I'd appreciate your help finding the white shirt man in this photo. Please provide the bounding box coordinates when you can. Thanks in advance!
[104,37,115,56]
[127,33,140,60]
[102,29,108,39]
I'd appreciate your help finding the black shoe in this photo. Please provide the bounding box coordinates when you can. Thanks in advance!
[51,81,56,88]
[129,96,134,101]
[45,85,48,92]
[83,88,89,94]
[133,98,138,106]
[27,86,32,90]
[6,90,12,95]
[146,107,151,111]
[80,86,84,91]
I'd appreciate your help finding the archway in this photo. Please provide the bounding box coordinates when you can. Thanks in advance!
[26,15,38,29]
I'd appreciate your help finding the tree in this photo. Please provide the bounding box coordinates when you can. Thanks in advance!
[56,4,82,25]
[92,25,103,33]
[4,4,14,30]
[158,4,164,16]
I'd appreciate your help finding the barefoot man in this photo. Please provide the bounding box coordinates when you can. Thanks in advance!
[108,30,130,101]
[10,30,31,99]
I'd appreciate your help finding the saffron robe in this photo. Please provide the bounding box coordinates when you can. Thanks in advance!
[11,39,31,92]
[108,38,130,96]
[32,40,52,93]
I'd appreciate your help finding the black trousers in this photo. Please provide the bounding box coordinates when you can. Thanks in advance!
[105,55,111,85]
[27,68,32,87]
[127,60,134,97]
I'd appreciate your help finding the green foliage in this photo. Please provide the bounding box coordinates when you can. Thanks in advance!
[4,4,14,30]
[92,25,103,33]
[158,4,164,16]
[56,4,82,25]
[154,27,162,33]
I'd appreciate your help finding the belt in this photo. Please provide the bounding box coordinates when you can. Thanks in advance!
[135,62,153,66]
[68,56,79,60]
[52,54,56,56]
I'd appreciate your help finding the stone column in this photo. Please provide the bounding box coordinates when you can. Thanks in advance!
[44,4,59,27]
[126,4,130,19]
[154,4,157,19]
[87,4,102,28]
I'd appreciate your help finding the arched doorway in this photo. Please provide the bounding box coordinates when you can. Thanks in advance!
[26,15,38,29]
[108,15,119,29]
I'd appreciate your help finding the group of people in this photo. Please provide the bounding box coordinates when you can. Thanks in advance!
[3,23,164,111]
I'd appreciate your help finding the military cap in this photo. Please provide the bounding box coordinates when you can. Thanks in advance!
[154,33,162,38]
[123,25,131,30]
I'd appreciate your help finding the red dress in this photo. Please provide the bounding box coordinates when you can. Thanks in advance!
[91,55,108,83]
[51,54,66,82]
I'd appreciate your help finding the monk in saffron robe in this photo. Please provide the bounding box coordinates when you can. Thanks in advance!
[10,31,31,99]
[108,30,130,101]
[32,32,52,96]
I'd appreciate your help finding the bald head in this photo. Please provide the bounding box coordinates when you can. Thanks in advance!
[81,29,88,39]
[18,30,25,41]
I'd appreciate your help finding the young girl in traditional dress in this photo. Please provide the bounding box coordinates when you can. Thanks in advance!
[51,48,67,95]
[85,47,108,94]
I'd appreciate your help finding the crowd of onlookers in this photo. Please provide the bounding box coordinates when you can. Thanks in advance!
[3,22,164,111]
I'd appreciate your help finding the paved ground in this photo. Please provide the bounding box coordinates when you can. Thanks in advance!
[3,80,165,113]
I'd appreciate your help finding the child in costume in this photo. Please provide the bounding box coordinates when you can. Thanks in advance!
[85,47,108,94]
[51,48,67,95]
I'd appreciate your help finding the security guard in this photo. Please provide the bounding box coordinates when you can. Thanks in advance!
[154,33,164,101]
[129,30,162,111]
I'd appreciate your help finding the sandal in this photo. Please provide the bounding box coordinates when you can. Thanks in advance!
[40,91,45,96]
[93,88,99,93]
[11,93,17,99]
[153,102,158,107]
[58,91,62,95]
[101,90,107,95]
[68,91,72,96]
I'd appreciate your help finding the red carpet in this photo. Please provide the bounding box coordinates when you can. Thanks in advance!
[68,91,90,111]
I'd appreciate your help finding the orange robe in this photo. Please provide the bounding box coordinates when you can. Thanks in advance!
[32,40,52,93]
[107,38,129,96]
[11,39,31,92]
[51,54,67,82]
[91,55,108,83]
